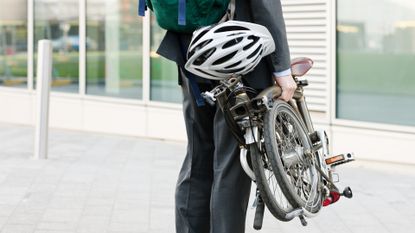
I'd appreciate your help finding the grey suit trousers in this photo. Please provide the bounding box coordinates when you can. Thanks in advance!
[175,71,252,233]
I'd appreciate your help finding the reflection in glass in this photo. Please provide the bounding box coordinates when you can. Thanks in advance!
[0,0,27,88]
[86,0,142,99]
[150,13,181,103]
[34,0,79,92]
[337,0,415,126]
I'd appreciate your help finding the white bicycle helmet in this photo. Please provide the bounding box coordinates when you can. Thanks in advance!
[185,20,276,80]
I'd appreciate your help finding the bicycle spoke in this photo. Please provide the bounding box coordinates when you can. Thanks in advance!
[264,166,291,211]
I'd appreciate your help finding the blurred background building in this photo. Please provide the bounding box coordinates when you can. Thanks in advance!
[0,0,414,164]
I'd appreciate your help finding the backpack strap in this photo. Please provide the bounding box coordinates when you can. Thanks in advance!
[183,70,206,107]
[219,0,236,23]
[178,0,187,26]
[139,0,187,26]
[138,0,146,16]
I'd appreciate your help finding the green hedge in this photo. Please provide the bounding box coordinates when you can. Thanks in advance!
[337,51,415,96]
[2,51,178,84]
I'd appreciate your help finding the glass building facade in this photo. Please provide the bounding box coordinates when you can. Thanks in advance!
[86,0,143,99]
[0,0,28,88]
[0,0,181,103]
[337,0,415,127]
[0,0,414,127]
[34,0,79,92]
[150,14,180,103]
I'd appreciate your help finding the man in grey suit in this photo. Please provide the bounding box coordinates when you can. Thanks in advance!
[156,0,295,232]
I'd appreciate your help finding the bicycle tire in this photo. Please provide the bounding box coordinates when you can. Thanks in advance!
[249,143,294,221]
[264,100,323,214]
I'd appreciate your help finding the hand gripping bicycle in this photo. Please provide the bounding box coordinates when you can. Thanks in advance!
[200,57,354,228]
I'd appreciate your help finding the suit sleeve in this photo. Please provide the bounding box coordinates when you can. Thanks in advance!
[248,0,291,73]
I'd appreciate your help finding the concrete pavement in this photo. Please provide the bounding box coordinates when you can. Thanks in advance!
[0,123,414,233]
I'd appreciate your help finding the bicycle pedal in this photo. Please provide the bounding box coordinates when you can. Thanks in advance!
[326,153,355,167]
[342,186,353,199]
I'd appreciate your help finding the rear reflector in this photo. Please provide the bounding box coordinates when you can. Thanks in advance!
[325,155,345,165]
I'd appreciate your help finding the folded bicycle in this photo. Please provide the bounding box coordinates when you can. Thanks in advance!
[184,20,354,229]
[199,57,354,228]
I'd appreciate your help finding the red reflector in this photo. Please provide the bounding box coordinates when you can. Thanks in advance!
[331,191,341,203]
[323,191,341,207]
[323,197,332,207]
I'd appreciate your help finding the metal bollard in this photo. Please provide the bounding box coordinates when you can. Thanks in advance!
[34,40,52,160]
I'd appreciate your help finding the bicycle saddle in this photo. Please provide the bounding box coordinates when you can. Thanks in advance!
[291,57,313,77]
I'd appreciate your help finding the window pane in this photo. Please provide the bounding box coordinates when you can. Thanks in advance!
[150,13,181,103]
[86,0,142,99]
[337,0,415,126]
[0,0,27,88]
[34,0,79,92]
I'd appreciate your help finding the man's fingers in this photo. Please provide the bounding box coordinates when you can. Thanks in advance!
[280,87,296,101]
[279,90,292,102]
[274,74,297,102]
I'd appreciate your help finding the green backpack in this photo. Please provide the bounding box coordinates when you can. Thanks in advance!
[138,0,231,33]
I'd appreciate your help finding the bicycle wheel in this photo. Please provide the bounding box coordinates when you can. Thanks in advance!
[249,143,295,221]
[264,100,323,214]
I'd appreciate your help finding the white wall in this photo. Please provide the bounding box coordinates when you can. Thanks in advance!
[331,125,415,164]
[0,87,187,141]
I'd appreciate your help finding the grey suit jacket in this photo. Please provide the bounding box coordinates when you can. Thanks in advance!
[156,0,291,89]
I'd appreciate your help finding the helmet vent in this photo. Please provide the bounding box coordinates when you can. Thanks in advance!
[188,39,213,60]
[243,36,260,51]
[212,51,238,65]
[199,39,213,48]
[247,45,262,59]
[214,25,249,33]
[191,28,210,46]
[216,67,244,74]
[223,37,243,49]
[225,61,242,69]
[193,48,216,66]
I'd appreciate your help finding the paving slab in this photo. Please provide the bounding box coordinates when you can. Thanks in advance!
[0,123,414,233]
